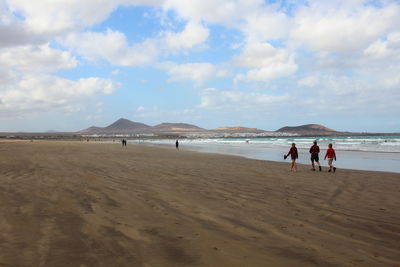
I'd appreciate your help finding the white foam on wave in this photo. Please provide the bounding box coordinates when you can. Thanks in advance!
[177,136,400,152]
[152,135,400,153]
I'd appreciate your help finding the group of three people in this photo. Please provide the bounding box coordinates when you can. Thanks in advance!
[285,141,337,172]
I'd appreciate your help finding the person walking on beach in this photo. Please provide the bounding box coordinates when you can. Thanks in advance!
[309,141,322,171]
[285,143,298,172]
[324,143,337,172]
[175,139,179,150]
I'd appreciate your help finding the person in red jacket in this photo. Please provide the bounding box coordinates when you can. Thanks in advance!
[324,143,337,172]
[285,143,298,172]
[309,140,322,171]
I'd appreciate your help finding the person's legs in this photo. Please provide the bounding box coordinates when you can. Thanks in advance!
[314,155,321,171]
[291,160,297,171]
[327,158,333,172]
[311,158,315,170]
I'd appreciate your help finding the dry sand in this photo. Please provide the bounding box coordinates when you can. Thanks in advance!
[0,140,399,267]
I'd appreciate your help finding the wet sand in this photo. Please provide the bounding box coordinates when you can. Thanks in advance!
[160,142,400,173]
[0,141,399,266]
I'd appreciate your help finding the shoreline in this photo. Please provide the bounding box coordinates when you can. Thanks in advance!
[138,141,400,174]
[4,138,400,173]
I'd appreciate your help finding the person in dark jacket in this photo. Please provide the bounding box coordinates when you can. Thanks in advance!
[285,143,298,172]
[309,141,322,171]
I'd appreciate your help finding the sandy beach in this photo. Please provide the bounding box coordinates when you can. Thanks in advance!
[0,141,399,266]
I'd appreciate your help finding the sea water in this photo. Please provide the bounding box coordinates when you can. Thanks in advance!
[136,136,400,173]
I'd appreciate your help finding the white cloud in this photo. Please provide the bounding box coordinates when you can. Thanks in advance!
[0,43,77,72]
[7,0,164,35]
[364,32,400,59]
[1,0,165,50]
[369,64,400,90]
[238,6,290,43]
[294,72,400,115]
[298,75,319,87]
[162,20,209,51]
[133,105,160,118]
[201,67,400,117]
[291,1,400,53]
[161,62,230,85]
[0,68,18,85]
[233,42,298,82]
[199,87,290,110]
[164,0,290,43]
[133,105,200,123]
[0,1,46,48]
[7,0,113,34]
[0,74,118,115]
[0,21,45,48]
[163,0,255,26]
[61,20,210,67]
[61,29,159,66]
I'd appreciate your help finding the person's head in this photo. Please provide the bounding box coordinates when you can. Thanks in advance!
[328,143,333,148]
[292,143,296,147]
[313,140,317,145]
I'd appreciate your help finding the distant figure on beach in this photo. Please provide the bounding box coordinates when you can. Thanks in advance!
[309,141,322,171]
[285,143,298,172]
[176,139,179,150]
[122,139,127,147]
[324,144,337,172]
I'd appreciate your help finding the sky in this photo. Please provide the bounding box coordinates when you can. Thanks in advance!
[1,0,400,132]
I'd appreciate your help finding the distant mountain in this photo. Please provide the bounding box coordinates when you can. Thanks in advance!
[79,119,205,134]
[277,124,337,135]
[213,126,265,133]
[79,126,104,134]
[104,118,149,132]
[151,123,204,132]
[79,118,150,134]
[79,119,342,136]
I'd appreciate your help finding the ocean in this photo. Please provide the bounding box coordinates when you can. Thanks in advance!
[135,135,400,173]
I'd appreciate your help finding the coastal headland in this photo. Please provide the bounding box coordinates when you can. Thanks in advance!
[0,141,399,266]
